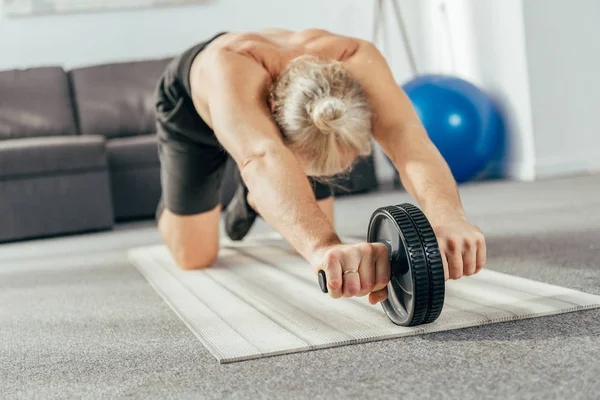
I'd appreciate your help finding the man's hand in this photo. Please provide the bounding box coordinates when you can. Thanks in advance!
[312,243,391,305]
[431,217,487,280]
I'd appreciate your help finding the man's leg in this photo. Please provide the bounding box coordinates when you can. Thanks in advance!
[157,203,221,270]
[153,34,231,270]
[223,163,257,241]
[155,141,228,270]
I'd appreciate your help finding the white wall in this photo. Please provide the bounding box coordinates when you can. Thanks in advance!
[367,0,421,184]
[523,0,600,178]
[409,0,536,181]
[0,0,375,70]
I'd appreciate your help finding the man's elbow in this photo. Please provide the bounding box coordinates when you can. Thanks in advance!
[238,141,289,180]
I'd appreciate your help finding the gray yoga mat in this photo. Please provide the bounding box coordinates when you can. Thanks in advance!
[128,236,600,364]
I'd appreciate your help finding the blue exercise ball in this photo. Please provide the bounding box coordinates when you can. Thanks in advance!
[402,74,505,183]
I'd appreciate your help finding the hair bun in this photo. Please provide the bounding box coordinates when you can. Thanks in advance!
[311,96,346,134]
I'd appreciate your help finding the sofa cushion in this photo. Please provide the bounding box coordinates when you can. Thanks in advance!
[0,136,106,179]
[70,58,171,139]
[0,170,114,243]
[0,67,78,140]
[107,135,158,169]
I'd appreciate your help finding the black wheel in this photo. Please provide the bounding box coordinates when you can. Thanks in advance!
[367,204,445,326]
[397,203,445,324]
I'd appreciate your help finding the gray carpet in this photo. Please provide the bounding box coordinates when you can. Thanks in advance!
[2,174,600,399]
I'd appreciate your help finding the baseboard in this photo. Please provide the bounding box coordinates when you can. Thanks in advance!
[535,157,600,179]
[476,159,535,182]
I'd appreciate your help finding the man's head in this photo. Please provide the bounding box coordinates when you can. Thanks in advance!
[271,56,372,177]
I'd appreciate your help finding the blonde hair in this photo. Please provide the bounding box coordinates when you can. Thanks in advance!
[272,56,372,176]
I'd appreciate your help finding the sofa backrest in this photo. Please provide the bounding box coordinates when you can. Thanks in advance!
[0,67,78,140]
[69,58,172,139]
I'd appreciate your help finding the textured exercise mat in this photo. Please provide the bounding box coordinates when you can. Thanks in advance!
[128,236,600,364]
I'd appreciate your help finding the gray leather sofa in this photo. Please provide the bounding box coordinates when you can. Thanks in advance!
[0,67,115,242]
[0,57,377,243]
[0,60,169,243]
[69,59,170,221]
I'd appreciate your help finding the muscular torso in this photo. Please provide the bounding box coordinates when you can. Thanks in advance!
[190,29,361,129]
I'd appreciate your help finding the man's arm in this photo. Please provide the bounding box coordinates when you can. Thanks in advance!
[345,41,466,225]
[192,49,340,264]
[345,41,486,280]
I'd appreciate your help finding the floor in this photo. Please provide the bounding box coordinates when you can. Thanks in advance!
[1,174,600,399]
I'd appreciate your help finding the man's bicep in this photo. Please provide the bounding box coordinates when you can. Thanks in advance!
[203,50,283,164]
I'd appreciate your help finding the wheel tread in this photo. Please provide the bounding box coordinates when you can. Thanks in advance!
[397,203,446,324]
[368,206,431,326]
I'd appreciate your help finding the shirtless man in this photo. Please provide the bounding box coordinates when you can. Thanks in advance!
[154,29,487,305]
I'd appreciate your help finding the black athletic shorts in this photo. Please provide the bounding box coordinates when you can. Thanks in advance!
[154,32,333,220]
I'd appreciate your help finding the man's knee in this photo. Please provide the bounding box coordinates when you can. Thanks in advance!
[157,207,221,271]
[163,232,219,270]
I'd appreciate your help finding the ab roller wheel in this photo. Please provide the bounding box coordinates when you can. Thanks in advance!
[318,203,445,327]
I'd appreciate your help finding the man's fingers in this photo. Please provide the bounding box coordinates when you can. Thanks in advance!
[475,233,487,273]
[357,244,375,297]
[440,246,450,281]
[324,252,343,299]
[342,270,361,298]
[372,243,391,292]
[463,240,477,276]
[448,240,464,280]
[367,243,390,304]
[369,287,388,305]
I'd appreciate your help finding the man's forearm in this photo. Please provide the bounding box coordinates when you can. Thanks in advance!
[391,126,466,225]
[239,145,341,263]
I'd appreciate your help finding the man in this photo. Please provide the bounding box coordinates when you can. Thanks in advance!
[154,29,487,305]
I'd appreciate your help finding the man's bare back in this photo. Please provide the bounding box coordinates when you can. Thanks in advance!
[201,29,359,77]
[189,29,364,129]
